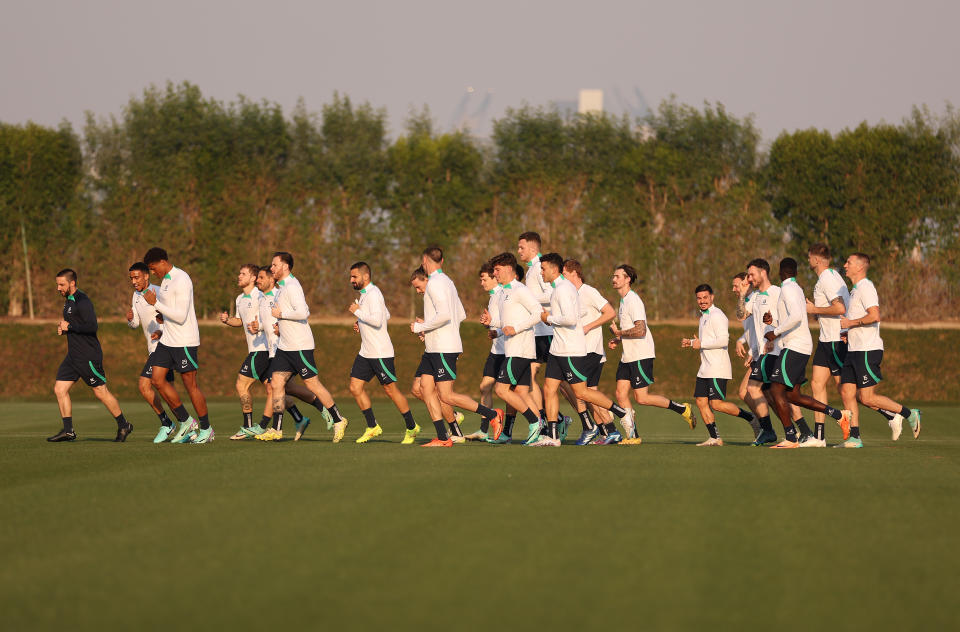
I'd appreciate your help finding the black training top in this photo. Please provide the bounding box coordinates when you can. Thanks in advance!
[62,290,103,360]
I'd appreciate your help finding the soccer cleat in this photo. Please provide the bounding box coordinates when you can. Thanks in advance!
[837,410,852,441]
[889,413,904,441]
[356,425,383,444]
[294,416,311,441]
[835,437,863,448]
[529,435,561,447]
[47,429,77,442]
[696,437,723,446]
[681,403,697,429]
[486,434,512,444]
[230,428,250,440]
[798,435,826,448]
[619,437,644,445]
[153,424,175,443]
[321,407,334,430]
[489,409,504,440]
[421,437,453,447]
[240,424,266,438]
[908,409,921,439]
[558,415,572,442]
[401,424,421,445]
[595,431,622,445]
[574,426,600,445]
[170,417,198,444]
[522,422,542,446]
[454,411,465,425]
[450,434,466,444]
[113,423,133,442]
[256,428,282,441]
[332,418,348,443]
[620,408,636,439]
[770,439,799,449]
[751,429,778,446]
[464,430,488,441]
[192,426,215,444]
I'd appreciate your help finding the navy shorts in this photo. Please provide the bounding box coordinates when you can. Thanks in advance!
[770,350,809,389]
[150,342,200,374]
[840,350,883,388]
[616,359,655,389]
[238,350,272,383]
[271,349,318,380]
[351,355,398,385]
[694,377,727,400]
[141,353,174,382]
[583,353,604,388]
[483,353,507,379]
[545,353,590,385]
[813,340,847,376]
[56,355,107,388]
[534,335,552,364]
[496,356,533,387]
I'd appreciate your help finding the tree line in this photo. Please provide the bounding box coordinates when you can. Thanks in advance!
[1,82,958,321]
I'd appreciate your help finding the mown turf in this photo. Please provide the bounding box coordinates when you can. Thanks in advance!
[1,400,958,631]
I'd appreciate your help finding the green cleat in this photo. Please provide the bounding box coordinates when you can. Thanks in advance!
[153,424,175,444]
[192,426,215,444]
[171,418,198,444]
[486,434,512,444]
[522,422,542,446]
[240,424,266,437]
[294,416,311,441]
[834,437,863,448]
[321,408,334,430]
[908,409,922,439]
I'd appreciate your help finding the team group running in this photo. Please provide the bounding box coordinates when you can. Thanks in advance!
[49,231,921,448]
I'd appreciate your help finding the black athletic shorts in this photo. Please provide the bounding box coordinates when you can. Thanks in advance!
[141,354,174,382]
[150,342,200,374]
[271,349,318,379]
[584,353,604,388]
[535,335,553,364]
[496,356,533,387]
[770,349,809,389]
[813,340,847,376]
[757,354,777,391]
[483,353,507,379]
[415,354,431,378]
[840,349,883,388]
[616,358,655,389]
[56,355,107,388]
[694,377,727,400]
[749,359,762,382]
[421,352,459,382]
[545,353,590,385]
[239,350,272,383]
[351,355,398,385]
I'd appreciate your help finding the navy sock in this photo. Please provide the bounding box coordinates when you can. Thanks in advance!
[448,421,463,437]
[115,413,127,428]
[259,415,271,429]
[503,414,516,437]
[603,422,617,435]
[521,408,540,425]
[402,410,416,430]
[287,405,304,423]
[737,409,753,421]
[539,409,546,422]
[795,418,812,436]
[158,411,172,426]
[758,415,773,432]
[362,408,377,428]
[328,404,344,423]
[877,409,895,421]
[243,411,253,428]
[172,405,190,423]
[609,403,627,418]
[784,424,797,442]
[310,397,324,411]
[432,419,449,440]
[823,405,843,421]
[476,404,497,421]
[480,415,490,432]
[707,423,718,439]
[62,416,73,432]
[900,405,911,418]
[578,410,594,431]
[198,414,210,430]
[547,421,559,439]
[272,412,283,430]
[851,426,861,439]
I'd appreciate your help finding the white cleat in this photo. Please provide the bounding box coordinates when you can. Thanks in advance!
[889,414,904,441]
[696,437,723,446]
[798,436,827,448]
[620,409,636,439]
[449,434,465,444]
[529,435,561,447]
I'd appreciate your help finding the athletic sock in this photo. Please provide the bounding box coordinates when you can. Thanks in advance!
[603,422,618,435]
[521,409,540,425]
[272,411,283,431]
[877,409,895,421]
[758,415,773,433]
[815,422,825,440]
[547,421,559,440]
[795,418,812,437]
[503,414,516,437]
[259,415,271,429]
[361,408,377,428]
[823,405,843,421]
[578,410,594,431]
[402,410,416,430]
[598,422,610,437]
[539,409,546,422]
[287,405,304,423]
[115,413,128,428]
[899,405,911,418]
[242,411,253,428]
[328,404,344,423]
[158,411,172,426]
[851,426,861,439]
[172,405,190,423]
[737,409,754,421]
[309,396,324,411]
[480,416,490,433]
[784,424,797,442]
[609,403,627,418]
[432,419,449,440]
[476,404,497,421]
[707,423,719,439]
[62,416,73,433]
[448,421,464,437]
[667,400,686,414]
[198,414,210,430]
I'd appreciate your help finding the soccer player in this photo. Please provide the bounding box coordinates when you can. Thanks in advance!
[481,252,549,445]
[730,273,764,438]
[517,231,552,421]
[740,258,782,445]
[762,258,852,448]
[347,261,420,444]
[466,262,507,441]
[49,269,132,442]
[533,254,632,446]
[680,284,756,446]
[563,259,617,445]
[142,247,213,444]
[609,264,696,444]
[126,261,175,430]
[411,246,502,447]
[267,251,349,442]
[837,253,921,447]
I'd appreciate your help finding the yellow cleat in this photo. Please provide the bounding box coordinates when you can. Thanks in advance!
[332,418,348,443]
[356,424,383,444]
[401,423,421,445]
[620,437,644,445]
[256,428,282,441]
[682,403,697,429]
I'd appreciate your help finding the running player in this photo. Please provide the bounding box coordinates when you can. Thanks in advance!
[532,254,633,446]
[517,232,552,422]
[126,261,175,431]
[741,258,782,445]
[762,257,852,448]
[49,269,132,442]
[347,261,420,444]
[267,251,348,442]
[142,247,213,444]
[680,284,756,446]
[731,272,764,438]
[411,246,502,447]
[837,253,921,447]
[481,252,549,445]
[609,264,696,444]
[563,259,616,445]
[467,261,507,441]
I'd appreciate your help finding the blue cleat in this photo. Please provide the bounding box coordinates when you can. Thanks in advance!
[594,431,622,445]
[192,426,215,444]
[153,424,175,444]
[171,418,198,444]
[751,429,778,446]
[522,422,542,446]
[294,416,311,441]
[574,426,600,445]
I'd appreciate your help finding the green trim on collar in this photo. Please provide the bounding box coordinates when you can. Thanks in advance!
[67,293,76,302]
[241,293,252,299]
[265,290,274,296]
[502,282,512,290]
[163,273,172,280]
[430,269,443,276]
[786,277,796,283]
[701,308,710,314]
[758,290,769,296]
[277,279,285,286]
[488,289,496,295]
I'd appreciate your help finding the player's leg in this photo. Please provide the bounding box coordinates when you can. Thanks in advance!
[49,363,78,441]
[179,369,211,438]
[419,373,451,445]
[839,381,860,447]
[479,375,496,409]
[695,392,720,446]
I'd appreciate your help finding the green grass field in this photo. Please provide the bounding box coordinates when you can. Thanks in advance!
[2,399,958,631]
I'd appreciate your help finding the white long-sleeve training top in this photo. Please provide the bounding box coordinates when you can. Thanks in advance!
[524,255,554,337]
[235,288,268,353]
[846,278,884,352]
[129,284,162,354]
[488,280,540,359]
[259,288,280,358]
[354,283,394,358]
[274,273,315,351]
[154,267,201,347]
[773,278,813,355]
[578,283,610,361]
[547,276,587,357]
[750,285,781,355]
[813,268,850,343]
[697,306,732,379]
[486,285,506,355]
[413,270,466,353]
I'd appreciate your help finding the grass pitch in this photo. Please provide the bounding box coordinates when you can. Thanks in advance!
[1,400,958,631]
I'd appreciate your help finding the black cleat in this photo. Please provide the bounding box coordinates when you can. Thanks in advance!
[47,429,77,442]
[114,423,134,442]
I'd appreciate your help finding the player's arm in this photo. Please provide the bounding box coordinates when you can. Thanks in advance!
[128,295,140,328]
[413,284,451,333]
[277,283,309,320]
[807,295,846,316]
[525,274,551,305]
[66,297,98,334]
[155,278,190,324]
[842,305,880,329]
[514,289,544,332]
[546,288,578,327]
[354,293,386,328]
[772,293,803,338]
[584,301,615,333]
[699,316,729,350]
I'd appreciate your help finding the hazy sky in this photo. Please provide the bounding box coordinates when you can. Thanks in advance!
[2,0,958,141]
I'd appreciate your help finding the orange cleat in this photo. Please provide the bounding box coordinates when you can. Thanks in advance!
[837,410,852,441]
[489,409,504,441]
[421,438,453,447]
[770,439,800,449]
